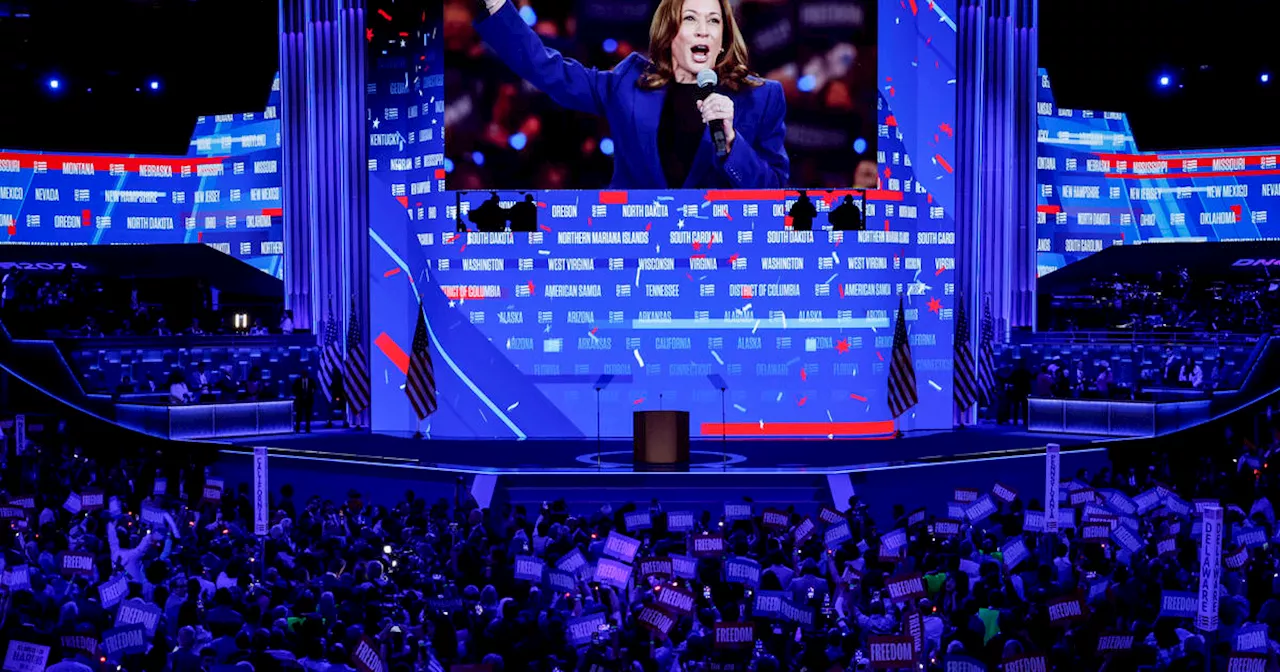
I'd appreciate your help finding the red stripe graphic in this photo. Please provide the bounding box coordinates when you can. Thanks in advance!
[698,421,896,437]
[598,191,629,205]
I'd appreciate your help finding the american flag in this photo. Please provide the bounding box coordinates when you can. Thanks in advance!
[318,312,343,403]
[406,300,438,420]
[953,295,979,410]
[344,295,371,413]
[977,295,998,403]
[888,295,918,419]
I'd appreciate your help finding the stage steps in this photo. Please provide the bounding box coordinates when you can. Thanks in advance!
[494,472,834,517]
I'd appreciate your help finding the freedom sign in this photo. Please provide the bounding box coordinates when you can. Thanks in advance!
[778,599,815,629]
[1001,537,1029,570]
[98,576,130,610]
[724,557,761,587]
[884,572,926,603]
[595,558,633,589]
[566,613,606,646]
[1159,591,1196,618]
[762,509,789,530]
[714,623,755,650]
[934,518,962,537]
[1003,654,1047,672]
[1047,596,1086,625]
[546,569,577,594]
[753,590,787,618]
[954,488,979,503]
[868,636,915,669]
[1023,510,1045,533]
[1226,654,1267,672]
[638,557,673,579]
[655,586,696,615]
[670,554,697,579]
[965,495,997,524]
[603,531,642,563]
[793,518,816,544]
[724,502,752,521]
[556,548,589,578]
[637,607,675,635]
[1234,624,1269,653]
[624,510,652,531]
[59,551,94,578]
[351,636,384,672]
[102,623,148,657]
[667,511,695,532]
[992,482,1018,504]
[691,533,726,558]
[823,521,853,549]
[117,599,162,637]
[514,555,545,582]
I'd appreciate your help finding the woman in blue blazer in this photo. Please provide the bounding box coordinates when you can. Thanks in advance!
[474,0,790,190]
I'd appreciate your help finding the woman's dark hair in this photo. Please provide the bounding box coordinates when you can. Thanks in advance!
[637,0,762,92]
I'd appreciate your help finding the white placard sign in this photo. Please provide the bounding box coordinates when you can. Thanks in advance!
[253,447,269,536]
[1045,444,1060,533]
[2,641,49,672]
[1197,506,1223,632]
[12,415,26,456]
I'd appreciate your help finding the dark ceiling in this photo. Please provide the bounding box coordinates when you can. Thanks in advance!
[0,0,1278,154]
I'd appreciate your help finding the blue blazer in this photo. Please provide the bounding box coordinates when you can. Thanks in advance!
[477,2,790,190]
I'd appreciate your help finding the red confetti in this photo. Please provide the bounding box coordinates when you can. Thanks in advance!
[633,398,646,405]
[366,28,374,42]
[539,224,552,232]
[877,352,884,362]
[383,268,401,278]
[800,369,808,381]
[797,397,808,407]
[849,393,868,402]
[935,266,947,276]
[527,281,536,295]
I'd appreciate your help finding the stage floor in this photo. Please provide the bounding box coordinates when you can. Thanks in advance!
[224,425,1098,474]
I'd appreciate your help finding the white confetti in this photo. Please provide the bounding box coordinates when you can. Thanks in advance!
[635,267,642,287]
[824,273,839,286]
[776,392,784,402]
[780,314,787,329]
[733,404,747,413]
[752,320,761,334]
[633,349,646,368]
[928,380,942,391]
[826,409,834,422]
[831,252,840,264]
[538,249,551,255]
[759,419,765,430]
[828,434,835,440]
[506,402,520,412]
[711,351,725,365]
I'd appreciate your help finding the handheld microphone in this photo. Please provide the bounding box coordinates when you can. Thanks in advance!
[696,70,729,158]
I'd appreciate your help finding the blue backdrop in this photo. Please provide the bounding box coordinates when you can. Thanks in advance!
[0,76,284,277]
[1037,68,1280,276]
[366,0,957,439]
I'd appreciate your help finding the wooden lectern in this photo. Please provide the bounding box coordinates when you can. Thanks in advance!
[633,410,690,471]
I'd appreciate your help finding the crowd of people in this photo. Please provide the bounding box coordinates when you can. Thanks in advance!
[0,267,290,339]
[2,396,1280,671]
[1039,267,1280,335]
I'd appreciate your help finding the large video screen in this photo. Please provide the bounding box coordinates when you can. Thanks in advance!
[0,76,284,277]
[1037,68,1280,275]
[443,0,878,191]
[366,0,956,439]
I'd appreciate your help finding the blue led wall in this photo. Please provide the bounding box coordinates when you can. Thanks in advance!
[0,75,284,277]
[1037,68,1280,276]
[365,1,958,439]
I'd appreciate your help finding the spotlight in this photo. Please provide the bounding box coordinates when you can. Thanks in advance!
[443,158,455,174]
[149,80,160,91]
[1158,74,1171,87]
[600,138,615,156]
[383,544,393,554]
[797,75,818,92]
[509,132,528,151]
[48,78,60,90]
[518,5,537,26]
[853,137,868,154]
[602,38,618,53]
[471,151,485,166]
[1263,73,1272,84]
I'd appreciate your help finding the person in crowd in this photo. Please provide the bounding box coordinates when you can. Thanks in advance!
[168,370,194,405]
[249,319,269,336]
[1094,360,1114,397]
[154,317,173,337]
[280,310,295,335]
[188,318,205,336]
[115,374,135,398]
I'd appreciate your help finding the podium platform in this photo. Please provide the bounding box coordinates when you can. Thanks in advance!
[633,410,690,471]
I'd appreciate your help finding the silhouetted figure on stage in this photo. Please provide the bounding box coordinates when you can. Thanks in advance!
[788,191,817,232]
[470,192,509,232]
[292,372,316,433]
[509,194,538,233]
[829,195,865,231]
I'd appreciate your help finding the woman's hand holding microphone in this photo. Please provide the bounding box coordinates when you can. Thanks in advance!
[697,93,736,153]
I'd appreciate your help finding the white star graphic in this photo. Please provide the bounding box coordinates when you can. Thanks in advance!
[676,219,685,229]
[448,300,456,308]
[400,39,406,47]
[372,118,380,129]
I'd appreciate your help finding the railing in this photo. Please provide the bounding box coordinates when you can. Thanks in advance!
[54,333,318,350]
[1013,330,1261,346]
